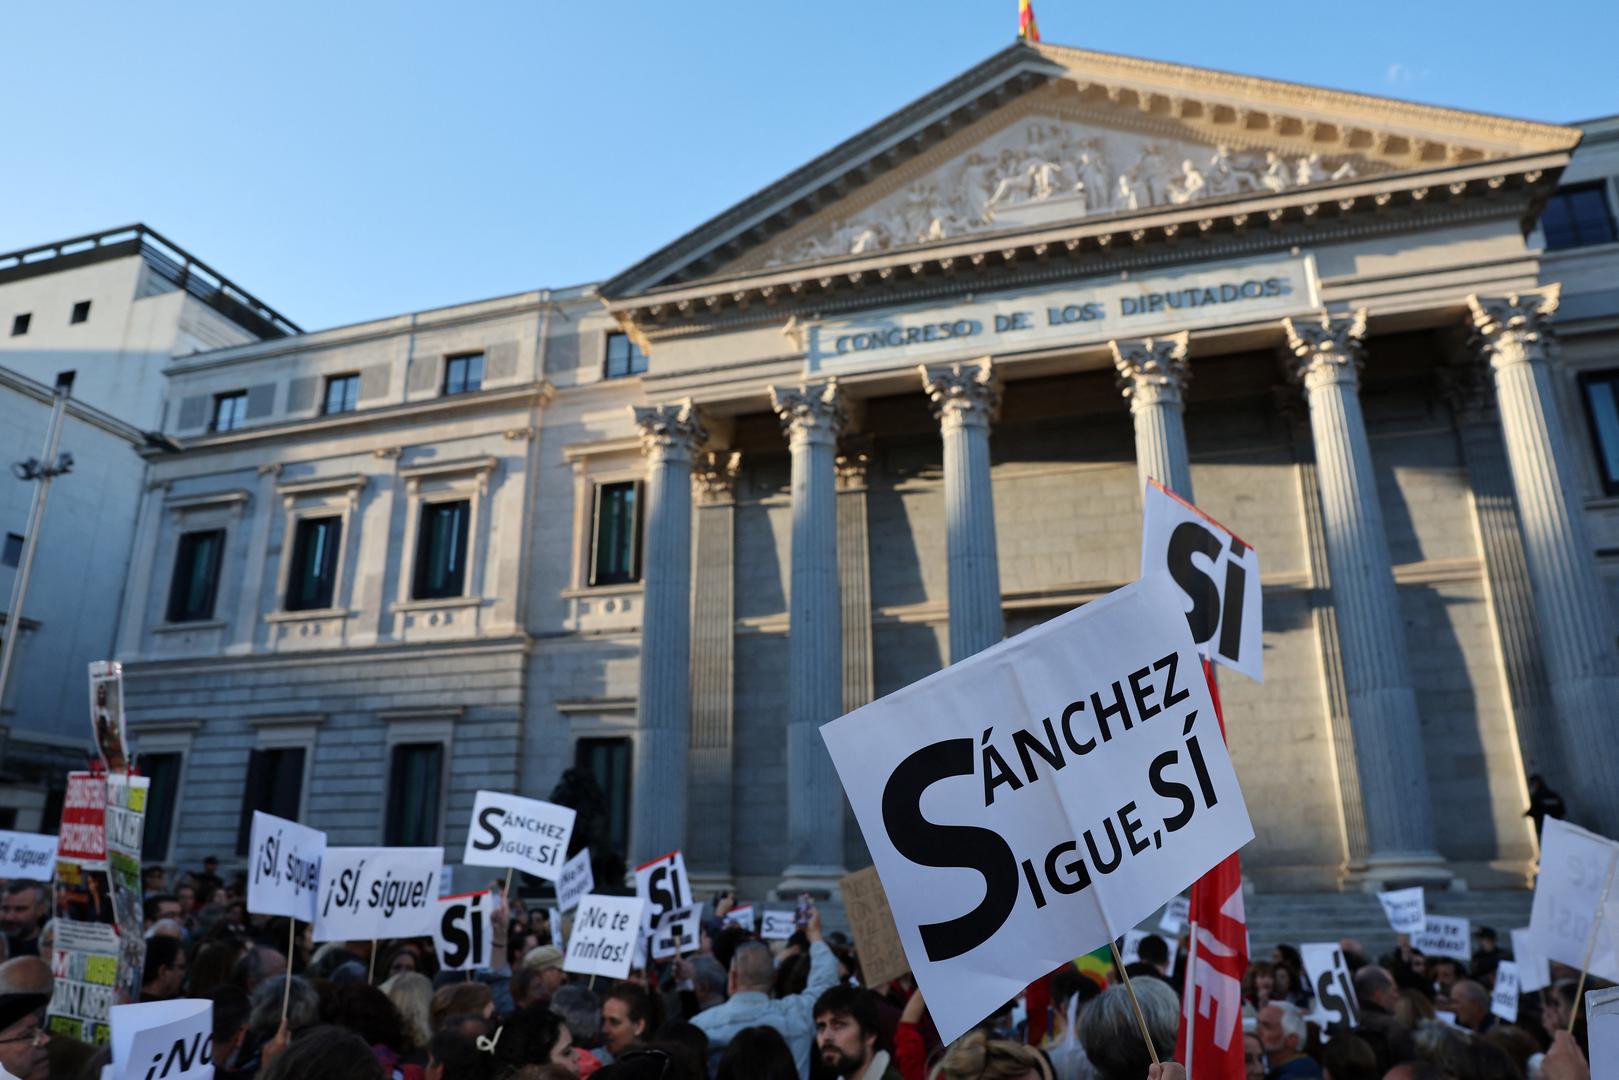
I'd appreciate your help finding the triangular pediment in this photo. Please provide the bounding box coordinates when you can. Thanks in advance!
[602,42,1578,298]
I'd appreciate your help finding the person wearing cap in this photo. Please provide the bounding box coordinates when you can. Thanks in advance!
[523,945,567,998]
[0,990,50,1080]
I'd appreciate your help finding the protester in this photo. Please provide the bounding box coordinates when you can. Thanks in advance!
[206,985,253,1077]
[1080,982,1177,1080]
[1525,774,1567,837]
[1448,979,1493,1033]
[1320,1035,1377,1080]
[692,903,836,1078]
[0,990,49,1080]
[813,985,900,1080]
[1257,1002,1321,1079]
[1243,1032,1266,1080]
[259,1023,388,1080]
[1125,936,1173,987]
[714,1024,798,1080]
[140,934,187,1001]
[601,983,655,1058]
[494,1004,579,1074]
[0,884,48,958]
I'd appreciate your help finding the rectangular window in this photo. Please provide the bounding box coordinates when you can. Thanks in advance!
[385,742,444,845]
[1581,370,1619,494]
[412,500,471,599]
[443,353,485,395]
[211,391,248,433]
[590,481,640,585]
[137,752,183,861]
[1542,183,1619,250]
[2,532,21,568]
[604,333,648,379]
[285,517,342,611]
[323,373,360,415]
[576,738,631,860]
[166,529,225,623]
[70,300,91,324]
[10,313,28,336]
[235,747,306,855]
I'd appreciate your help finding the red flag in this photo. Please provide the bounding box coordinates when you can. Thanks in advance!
[1177,663,1249,1078]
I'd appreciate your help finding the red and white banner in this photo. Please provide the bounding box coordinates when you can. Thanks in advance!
[1178,663,1249,1079]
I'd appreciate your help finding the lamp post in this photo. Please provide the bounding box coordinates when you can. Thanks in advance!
[0,370,76,725]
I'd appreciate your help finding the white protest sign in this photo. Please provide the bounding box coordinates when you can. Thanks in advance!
[1413,915,1472,962]
[651,902,703,960]
[563,894,646,980]
[761,910,797,940]
[1121,928,1179,972]
[1158,895,1190,936]
[550,906,565,953]
[110,998,213,1080]
[1531,818,1619,984]
[557,849,594,913]
[1302,943,1361,1031]
[1587,986,1619,1080]
[1511,927,1552,993]
[438,865,455,897]
[433,891,494,972]
[463,790,576,883]
[1376,887,1426,936]
[635,850,691,932]
[1491,960,1521,1023]
[1140,480,1263,683]
[723,905,756,931]
[246,812,325,922]
[821,574,1254,1043]
[0,830,57,882]
[314,846,442,942]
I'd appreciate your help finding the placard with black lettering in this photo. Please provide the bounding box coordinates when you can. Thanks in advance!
[247,812,326,922]
[433,891,494,972]
[557,848,594,912]
[635,850,691,934]
[314,846,443,942]
[463,790,577,883]
[1413,914,1472,963]
[0,829,58,882]
[1376,887,1426,935]
[1302,943,1360,1031]
[1139,480,1263,683]
[821,574,1254,1043]
[650,902,702,960]
[761,910,796,941]
[109,997,213,1080]
[563,894,646,980]
[1530,818,1619,983]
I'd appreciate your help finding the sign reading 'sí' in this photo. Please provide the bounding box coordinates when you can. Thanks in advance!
[804,254,1317,374]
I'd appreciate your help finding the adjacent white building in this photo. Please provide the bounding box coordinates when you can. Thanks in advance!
[0,226,295,830]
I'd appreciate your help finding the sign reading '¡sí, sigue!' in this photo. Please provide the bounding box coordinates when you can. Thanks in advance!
[804,253,1318,374]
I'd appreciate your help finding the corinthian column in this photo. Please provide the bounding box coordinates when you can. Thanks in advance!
[1469,288,1619,834]
[1112,332,1194,499]
[769,379,847,895]
[629,400,707,864]
[921,359,1004,663]
[1284,311,1446,882]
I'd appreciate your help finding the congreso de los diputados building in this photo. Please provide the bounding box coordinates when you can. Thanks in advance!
[30,41,1619,928]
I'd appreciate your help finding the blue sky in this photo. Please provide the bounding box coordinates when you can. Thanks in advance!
[4,2,1613,332]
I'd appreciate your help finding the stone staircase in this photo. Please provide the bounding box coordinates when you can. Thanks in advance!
[1241,889,1534,959]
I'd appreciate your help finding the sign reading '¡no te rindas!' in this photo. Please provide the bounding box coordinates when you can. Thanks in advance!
[803,253,1319,374]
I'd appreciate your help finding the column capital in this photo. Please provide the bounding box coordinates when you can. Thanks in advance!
[920,358,1001,430]
[835,435,873,492]
[771,379,847,447]
[1467,286,1561,371]
[632,400,708,462]
[1285,309,1368,390]
[1111,333,1191,410]
[692,451,743,503]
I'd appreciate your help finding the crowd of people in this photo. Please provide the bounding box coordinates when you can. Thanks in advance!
[0,860,1606,1080]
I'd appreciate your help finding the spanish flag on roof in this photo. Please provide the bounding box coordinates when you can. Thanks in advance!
[1018,0,1040,42]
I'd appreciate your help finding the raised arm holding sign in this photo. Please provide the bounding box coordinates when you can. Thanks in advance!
[821,574,1254,1042]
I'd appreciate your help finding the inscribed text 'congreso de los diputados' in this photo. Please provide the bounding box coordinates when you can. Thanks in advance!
[11,40,1619,924]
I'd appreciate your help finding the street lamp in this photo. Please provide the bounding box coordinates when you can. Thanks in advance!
[0,370,76,726]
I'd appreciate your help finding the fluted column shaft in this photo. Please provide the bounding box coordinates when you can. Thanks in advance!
[1285,311,1443,874]
[1471,289,1619,834]
[1113,333,1194,499]
[630,401,706,864]
[770,381,847,889]
[921,360,1004,662]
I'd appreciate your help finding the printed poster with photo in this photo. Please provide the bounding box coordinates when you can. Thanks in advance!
[88,661,130,774]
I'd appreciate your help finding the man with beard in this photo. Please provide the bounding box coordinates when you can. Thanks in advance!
[813,986,901,1080]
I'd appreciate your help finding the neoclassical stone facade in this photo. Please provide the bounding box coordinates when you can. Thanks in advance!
[115,44,1619,906]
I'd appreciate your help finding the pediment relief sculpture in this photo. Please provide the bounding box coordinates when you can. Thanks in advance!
[756,119,1372,270]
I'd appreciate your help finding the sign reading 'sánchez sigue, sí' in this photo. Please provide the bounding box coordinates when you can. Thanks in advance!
[804,253,1317,374]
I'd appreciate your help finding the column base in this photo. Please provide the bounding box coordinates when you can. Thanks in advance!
[1353,853,1454,892]
[774,865,847,902]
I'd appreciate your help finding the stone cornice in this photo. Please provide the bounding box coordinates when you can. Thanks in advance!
[609,153,1564,343]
